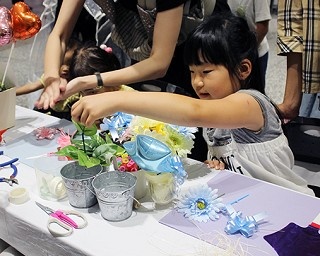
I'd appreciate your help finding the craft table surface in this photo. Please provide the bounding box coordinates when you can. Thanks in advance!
[0,106,319,256]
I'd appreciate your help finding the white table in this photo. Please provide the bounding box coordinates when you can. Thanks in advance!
[1,107,320,256]
[0,107,222,256]
[2,106,75,168]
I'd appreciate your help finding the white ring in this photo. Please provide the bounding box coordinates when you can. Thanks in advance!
[48,177,66,199]
[9,187,30,205]
[0,191,9,208]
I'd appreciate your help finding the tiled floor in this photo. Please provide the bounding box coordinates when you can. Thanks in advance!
[0,2,319,185]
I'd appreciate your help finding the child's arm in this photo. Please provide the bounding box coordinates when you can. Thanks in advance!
[16,80,44,96]
[71,91,264,131]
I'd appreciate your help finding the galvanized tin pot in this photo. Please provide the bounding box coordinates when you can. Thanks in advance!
[60,162,102,208]
[92,171,136,221]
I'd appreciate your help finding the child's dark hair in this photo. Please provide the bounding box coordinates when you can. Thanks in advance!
[184,12,264,93]
[69,41,121,80]
[67,37,81,52]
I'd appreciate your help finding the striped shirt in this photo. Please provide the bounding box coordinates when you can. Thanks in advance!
[277,0,320,93]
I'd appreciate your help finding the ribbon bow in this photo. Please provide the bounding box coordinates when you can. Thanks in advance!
[34,127,59,140]
[168,156,187,185]
[224,204,267,238]
[100,112,133,140]
[123,135,187,184]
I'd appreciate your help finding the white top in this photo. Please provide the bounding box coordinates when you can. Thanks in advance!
[227,0,271,57]
[203,90,314,196]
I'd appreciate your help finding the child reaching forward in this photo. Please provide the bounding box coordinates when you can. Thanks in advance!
[16,39,81,119]
[16,38,80,96]
[71,13,314,196]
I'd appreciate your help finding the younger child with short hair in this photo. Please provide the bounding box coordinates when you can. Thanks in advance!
[17,40,130,120]
[69,41,134,96]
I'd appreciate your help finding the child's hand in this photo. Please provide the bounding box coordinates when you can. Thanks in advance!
[71,93,116,127]
[205,158,225,170]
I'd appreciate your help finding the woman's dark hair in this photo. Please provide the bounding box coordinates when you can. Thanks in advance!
[69,41,121,80]
[184,12,264,93]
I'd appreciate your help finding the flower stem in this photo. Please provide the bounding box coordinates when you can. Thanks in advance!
[82,132,86,154]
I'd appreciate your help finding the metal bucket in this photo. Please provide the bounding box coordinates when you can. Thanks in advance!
[92,171,136,221]
[60,162,102,208]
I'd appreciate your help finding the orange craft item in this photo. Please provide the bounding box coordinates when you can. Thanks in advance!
[10,2,41,40]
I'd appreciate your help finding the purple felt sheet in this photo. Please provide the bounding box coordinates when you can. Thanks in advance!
[159,171,320,255]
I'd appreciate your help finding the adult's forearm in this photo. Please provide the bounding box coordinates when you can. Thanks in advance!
[283,52,302,104]
[100,57,169,88]
[256,21,269,45]
[43,34,65,81]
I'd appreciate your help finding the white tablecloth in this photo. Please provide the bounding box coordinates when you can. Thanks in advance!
[0,156,220,256]
[1,107,320,256]
[1,107,225,256]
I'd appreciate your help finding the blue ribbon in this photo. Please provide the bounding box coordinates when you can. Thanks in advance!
[100,112,133,140]
[224,204,267,238]
[123,135,187,184]
[168,156,187,185]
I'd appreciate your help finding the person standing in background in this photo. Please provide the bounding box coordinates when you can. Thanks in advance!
[277,0,320,121]
[227,0,271,90]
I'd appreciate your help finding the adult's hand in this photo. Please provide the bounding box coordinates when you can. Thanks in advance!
[62,76,87,100]
[35,77,67,109]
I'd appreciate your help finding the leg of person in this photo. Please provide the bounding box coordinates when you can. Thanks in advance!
[308,93,320,119]
[299,93,317,118]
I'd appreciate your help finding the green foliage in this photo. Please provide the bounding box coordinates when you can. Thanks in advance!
[56,121,125,168]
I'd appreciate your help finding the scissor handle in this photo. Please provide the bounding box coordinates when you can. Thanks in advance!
[47,216,73,237]
[55,210,88,229]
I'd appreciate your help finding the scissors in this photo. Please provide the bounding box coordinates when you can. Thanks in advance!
[36,202,88,237]
[0,151,19,186]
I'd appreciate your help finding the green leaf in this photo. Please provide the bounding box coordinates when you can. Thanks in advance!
[92,143,123,163]
[56,145,80,160]
[58,120,126,168]
[72,119,97,136]
[72,138,96,154]
[77,150,101,168]
[94,134,107,146]
[103,133,113,144]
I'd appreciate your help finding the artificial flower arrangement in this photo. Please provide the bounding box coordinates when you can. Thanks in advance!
[56,113,197,203]
[100,113,198,175]
[100,113,198,204]
[119,115,197,158]
[56,120,125,168]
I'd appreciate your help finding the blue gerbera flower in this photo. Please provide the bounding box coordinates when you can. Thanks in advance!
[175,185,225,222]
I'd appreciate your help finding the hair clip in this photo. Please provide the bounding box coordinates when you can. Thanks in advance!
[100,44,112,53]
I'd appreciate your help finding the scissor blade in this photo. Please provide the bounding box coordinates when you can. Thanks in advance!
[35,202,53,215]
